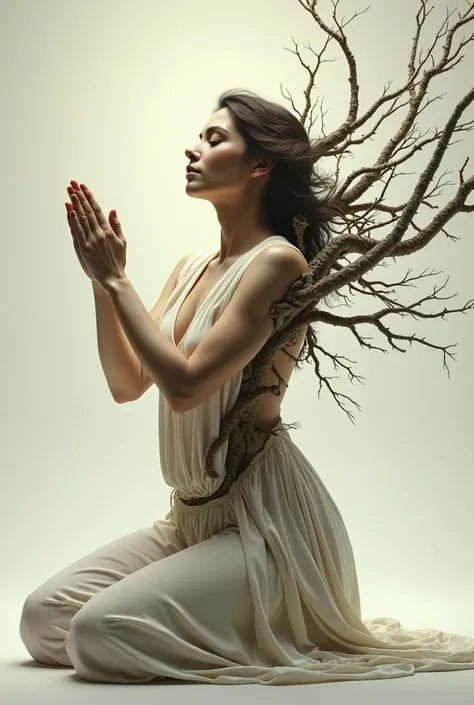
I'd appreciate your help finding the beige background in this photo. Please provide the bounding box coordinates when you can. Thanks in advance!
[1,0,473,654]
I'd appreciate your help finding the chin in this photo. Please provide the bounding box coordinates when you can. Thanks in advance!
[185,184,210,201]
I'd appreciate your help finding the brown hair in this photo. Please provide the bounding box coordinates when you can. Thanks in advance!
[215,88,342,366]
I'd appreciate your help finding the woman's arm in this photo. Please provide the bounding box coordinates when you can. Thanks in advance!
[94,253,191,403]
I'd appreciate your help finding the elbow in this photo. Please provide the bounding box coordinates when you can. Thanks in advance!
[170,367,195,414]
[170,382,195,414]
[113,393,132,404]
[170,393,190,414]
[112,388,138,404]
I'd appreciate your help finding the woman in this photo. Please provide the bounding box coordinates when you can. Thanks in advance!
[19,90,474,685]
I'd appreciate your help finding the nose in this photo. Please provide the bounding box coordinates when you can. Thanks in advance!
[185,146,198,162]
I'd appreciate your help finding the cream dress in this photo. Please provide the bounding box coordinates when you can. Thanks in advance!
[20,235,474,685]
[156,235,474,683]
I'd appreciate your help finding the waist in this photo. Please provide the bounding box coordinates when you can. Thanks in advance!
[174,420,289,508]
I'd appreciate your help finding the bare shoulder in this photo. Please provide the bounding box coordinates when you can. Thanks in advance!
[259,243,309,273]
[174,251,195,277]
[237,243,309,299]
[162,250,195,291]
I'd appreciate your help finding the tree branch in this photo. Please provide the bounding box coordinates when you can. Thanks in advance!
[204,1,474,481]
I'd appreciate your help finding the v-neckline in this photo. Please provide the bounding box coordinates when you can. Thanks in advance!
[171,249,223,348]
[171,237,280,348]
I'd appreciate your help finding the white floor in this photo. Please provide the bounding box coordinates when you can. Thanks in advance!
[2,599,474,705]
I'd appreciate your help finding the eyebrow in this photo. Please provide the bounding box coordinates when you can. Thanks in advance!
[199,126,230,140]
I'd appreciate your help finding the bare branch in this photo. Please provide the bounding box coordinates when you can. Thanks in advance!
[205,1,474,486]
[311,300,468,377]
[337,129,444,198]
[295,0,367,142]
[310,342,363,425]
[308,89,474,294]
[344,264,443,308]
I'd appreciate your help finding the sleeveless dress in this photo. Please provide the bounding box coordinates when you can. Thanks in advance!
[156,235,474,684]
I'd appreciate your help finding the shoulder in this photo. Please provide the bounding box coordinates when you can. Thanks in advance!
[170,251,194,279]
[257,243,309,274]
[230,243,309,315]
[174,251,202,283]
[240,243,309,291]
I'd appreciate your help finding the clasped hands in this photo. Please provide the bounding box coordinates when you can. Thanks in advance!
[65,179,127,290]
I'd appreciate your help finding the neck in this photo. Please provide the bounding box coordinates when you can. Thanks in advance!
[213,195,271,265]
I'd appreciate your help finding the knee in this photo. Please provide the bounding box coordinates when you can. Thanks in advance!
[19,591,54,664]
[68,602,100,651]
[19,591,45,646]
[66,598,162,684]
[66,600,110,678]
[19,589,73,667]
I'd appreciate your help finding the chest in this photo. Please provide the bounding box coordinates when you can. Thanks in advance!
[172,254,308,429]
[174,260,232,348]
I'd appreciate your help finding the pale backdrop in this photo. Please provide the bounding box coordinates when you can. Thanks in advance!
[1,0,473,648]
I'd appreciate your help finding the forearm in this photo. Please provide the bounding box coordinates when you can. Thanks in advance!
[103,276,188,410]
[92,281,143,400]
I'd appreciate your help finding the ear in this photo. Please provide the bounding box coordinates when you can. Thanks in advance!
[252,156,274,179]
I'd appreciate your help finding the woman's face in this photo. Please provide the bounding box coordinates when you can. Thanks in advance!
[184,107,258,204]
